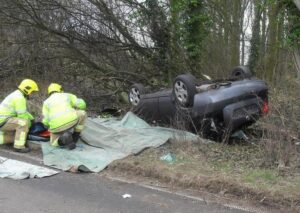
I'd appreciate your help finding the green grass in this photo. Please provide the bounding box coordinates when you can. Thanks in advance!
[243,169,279,184]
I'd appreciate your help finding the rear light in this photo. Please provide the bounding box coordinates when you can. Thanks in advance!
[262,101,269,114]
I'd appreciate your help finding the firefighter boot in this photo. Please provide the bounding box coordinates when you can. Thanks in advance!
[72,132,81,143]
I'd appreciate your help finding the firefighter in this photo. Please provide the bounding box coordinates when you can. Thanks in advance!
[42,83,87,150]
[0,79,39,153]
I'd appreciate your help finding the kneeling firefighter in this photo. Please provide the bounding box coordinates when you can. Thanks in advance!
[0,79,39,153]
[42,83,87,150]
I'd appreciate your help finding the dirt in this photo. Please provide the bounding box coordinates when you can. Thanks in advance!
[106,140,300,212]
[3,123,300,212]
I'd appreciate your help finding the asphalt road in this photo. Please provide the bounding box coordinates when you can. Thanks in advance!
[0,150,247,213]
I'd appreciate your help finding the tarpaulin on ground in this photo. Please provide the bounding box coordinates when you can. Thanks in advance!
[42,112,199,172]
[0,156,59,180]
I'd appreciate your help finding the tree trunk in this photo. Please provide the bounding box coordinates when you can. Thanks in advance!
[223,1,230,69]
[292,0,300,79]
[230,0,241,67]
[265,2,279,82]
[260,2,267,72]
[293,0,300,10]
[294,49,300,80]
[248,0,261,73]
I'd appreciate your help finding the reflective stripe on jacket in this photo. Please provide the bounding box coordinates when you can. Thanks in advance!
[0,90,34,124]
[42,93,86,130]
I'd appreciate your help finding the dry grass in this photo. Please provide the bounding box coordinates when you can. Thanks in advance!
[107,79,300,210]
[256,78,300,169]
[108,140,300,211]
[108,80,300,210]
[1,76,299,210]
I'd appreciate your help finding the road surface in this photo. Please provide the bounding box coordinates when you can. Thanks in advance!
[0,149,247,213]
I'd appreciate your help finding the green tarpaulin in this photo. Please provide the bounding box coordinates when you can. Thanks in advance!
[42,112,199,172]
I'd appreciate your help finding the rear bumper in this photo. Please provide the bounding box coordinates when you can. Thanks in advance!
[223,98,263,131]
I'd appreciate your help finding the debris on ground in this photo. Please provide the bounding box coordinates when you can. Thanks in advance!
[231,130,249,140]
[122,194,132,199]
[160,153,176,164]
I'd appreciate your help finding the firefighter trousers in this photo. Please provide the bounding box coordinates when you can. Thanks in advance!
[50,110,87,146]
[0,117,30,149]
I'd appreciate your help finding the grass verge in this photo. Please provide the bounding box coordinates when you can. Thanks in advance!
[108,139,300,211]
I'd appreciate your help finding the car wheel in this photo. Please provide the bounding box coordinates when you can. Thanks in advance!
[231,66,252,79]
[173,74,197,107]
[128,83,146,106]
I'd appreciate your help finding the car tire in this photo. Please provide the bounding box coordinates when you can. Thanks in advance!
[173,74,197,107]
[231,66,252,79]
[128,83,146,106]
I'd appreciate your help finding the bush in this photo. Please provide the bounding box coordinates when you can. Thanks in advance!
[259,79,300,169]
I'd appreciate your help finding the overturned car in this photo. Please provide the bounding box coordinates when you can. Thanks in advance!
[128,66,268,141]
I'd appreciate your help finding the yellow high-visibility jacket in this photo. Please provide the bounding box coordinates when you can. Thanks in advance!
[0,90,34,125]
[42,92,86,130]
